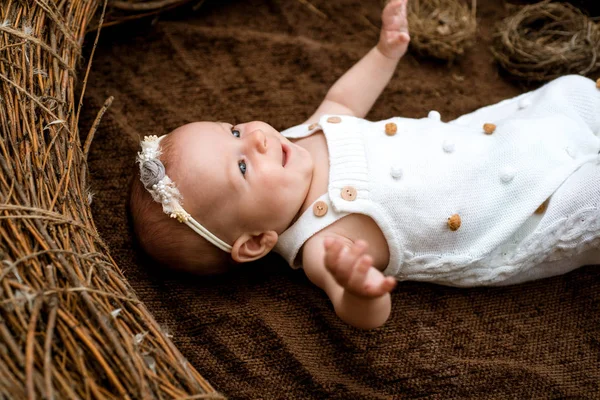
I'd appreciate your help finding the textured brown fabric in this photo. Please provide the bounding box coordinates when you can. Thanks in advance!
[80,0,600,398]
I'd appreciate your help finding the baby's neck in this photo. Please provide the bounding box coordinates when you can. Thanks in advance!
[289,131,330,228]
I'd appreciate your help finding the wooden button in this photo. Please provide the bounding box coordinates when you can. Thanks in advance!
[385,122,397,136]
[534,199,549,214]
[340,186,357,201]
[308,123,318,130]
[313,201,328,217]
[483,123,496,135]
[327,116,342,124]
[447,214,461,231]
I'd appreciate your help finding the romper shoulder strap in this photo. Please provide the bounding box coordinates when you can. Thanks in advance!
[280,122,322,139]
[275,194,348,268]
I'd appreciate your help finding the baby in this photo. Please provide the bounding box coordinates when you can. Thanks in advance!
[130,0,600,329]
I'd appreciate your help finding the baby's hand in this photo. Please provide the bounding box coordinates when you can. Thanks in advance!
[378,0,410,60]
[324,238,397,298]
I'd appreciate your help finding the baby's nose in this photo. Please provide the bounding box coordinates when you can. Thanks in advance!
[249,129,267,153]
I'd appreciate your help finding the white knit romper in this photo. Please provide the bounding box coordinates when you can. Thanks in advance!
[275,75,600,287]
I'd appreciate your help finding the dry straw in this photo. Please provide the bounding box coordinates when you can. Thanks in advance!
[407,0,477,61]
[0,0,223,398]
[491,0,600,82]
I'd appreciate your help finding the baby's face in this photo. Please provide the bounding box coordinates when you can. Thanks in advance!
[171,121,314,242]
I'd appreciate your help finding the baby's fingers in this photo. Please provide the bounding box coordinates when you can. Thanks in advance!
[332,241,368,285]
[382,0,407,28]
[346,254,373,291]
[364,276,397,298]
[324,238,345,273]
[379,277,397,294]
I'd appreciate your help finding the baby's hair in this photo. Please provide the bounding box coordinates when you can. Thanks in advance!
[128,133,233,275]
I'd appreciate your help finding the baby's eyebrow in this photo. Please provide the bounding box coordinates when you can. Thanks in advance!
[215,121,232,134]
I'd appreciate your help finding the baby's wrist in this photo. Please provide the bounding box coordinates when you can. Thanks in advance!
[375,41,403,62]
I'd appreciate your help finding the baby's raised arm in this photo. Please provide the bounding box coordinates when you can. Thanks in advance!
[298,1,409,328]
[304,0,410,124]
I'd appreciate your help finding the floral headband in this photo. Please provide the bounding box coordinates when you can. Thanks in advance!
[136,135,233,253]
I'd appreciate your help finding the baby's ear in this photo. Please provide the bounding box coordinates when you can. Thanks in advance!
[231,231,278,263]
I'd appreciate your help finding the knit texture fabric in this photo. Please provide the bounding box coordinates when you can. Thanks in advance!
[277,75,600,286]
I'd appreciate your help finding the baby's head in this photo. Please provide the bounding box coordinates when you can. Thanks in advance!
[129,121,314,275]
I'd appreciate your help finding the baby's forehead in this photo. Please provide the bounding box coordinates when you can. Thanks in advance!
[172,121,222,144]
[167,122,229,198]
[169,122,224,159]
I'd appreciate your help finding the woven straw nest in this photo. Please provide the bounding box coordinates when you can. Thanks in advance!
[491,0,600,82]
[0,0,221,398]
[407,0,477,61]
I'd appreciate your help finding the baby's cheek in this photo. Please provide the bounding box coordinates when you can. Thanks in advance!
[252,199,277,223]
[271,181,293,200]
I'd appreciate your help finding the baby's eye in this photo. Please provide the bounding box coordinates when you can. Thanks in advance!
[231,126,241,138]
[238,160,247,176]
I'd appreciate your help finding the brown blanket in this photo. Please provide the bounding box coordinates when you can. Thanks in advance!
[81,0,600,398]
